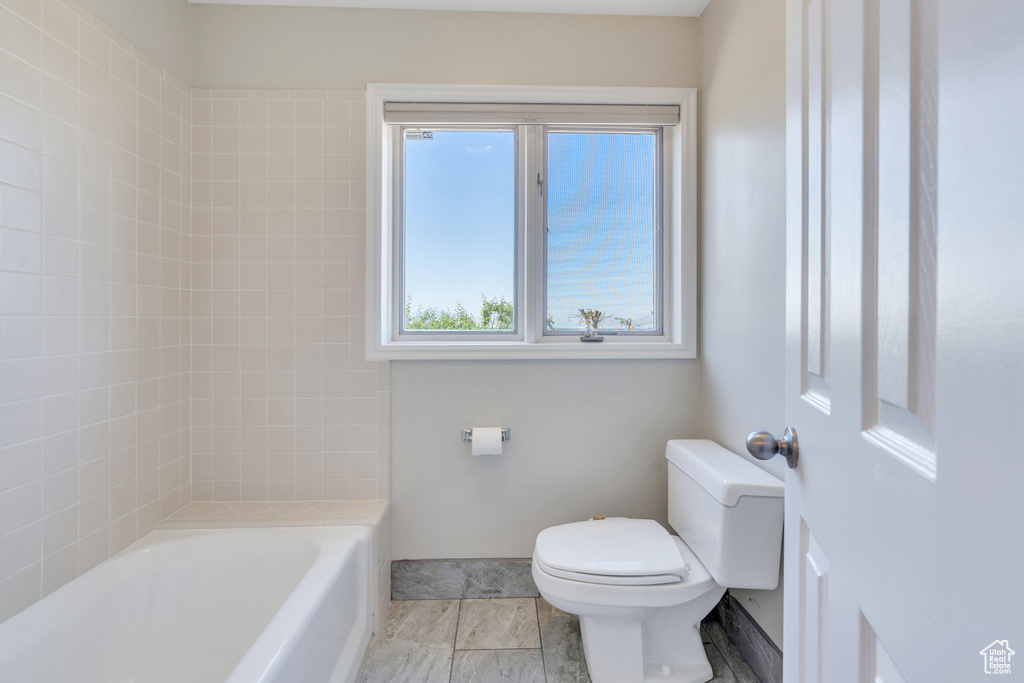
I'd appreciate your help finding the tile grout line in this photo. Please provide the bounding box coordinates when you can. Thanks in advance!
[706,617,760,683]
[535,597,549,683]
[712,637,738,683]
[448,598,462,683]
[454,647,547,651]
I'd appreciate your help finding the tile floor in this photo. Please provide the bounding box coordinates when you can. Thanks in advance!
[355,598,761,683]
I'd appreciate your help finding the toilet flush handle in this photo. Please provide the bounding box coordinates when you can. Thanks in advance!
[746,427,799,469]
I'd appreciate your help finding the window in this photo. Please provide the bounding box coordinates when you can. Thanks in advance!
[544,129,661,335]
[366,85,697,359]
[400,128,518,335]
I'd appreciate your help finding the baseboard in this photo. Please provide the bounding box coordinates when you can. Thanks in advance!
[706,592,783,683]
[392,559,539,600]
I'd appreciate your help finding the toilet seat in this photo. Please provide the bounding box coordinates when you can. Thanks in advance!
[534,555,684,586]
[532,535,719,614]
[534,518,691,586]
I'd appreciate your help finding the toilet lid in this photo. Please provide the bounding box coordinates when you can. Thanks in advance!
[534,518,689,579]
[534,555,685,586]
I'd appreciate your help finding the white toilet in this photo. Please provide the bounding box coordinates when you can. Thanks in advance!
[531,440,784,683]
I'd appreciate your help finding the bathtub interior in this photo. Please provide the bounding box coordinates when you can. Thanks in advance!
[0,527,371,683]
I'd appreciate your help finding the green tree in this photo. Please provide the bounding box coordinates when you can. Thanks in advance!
[404,294,515,331]
[480,295,514,330]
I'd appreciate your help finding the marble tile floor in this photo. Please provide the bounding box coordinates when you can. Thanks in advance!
[355,598,762,683]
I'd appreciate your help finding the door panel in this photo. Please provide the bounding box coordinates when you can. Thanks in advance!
[803,0,832,409]
[799,526,829,683]
[872,637,908,683]
[785,1,1023,682]
[863,0,939,471]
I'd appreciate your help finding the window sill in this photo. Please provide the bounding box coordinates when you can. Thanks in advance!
[367,340,696,361]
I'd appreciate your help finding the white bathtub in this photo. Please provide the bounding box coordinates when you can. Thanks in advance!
[0,526,372,683]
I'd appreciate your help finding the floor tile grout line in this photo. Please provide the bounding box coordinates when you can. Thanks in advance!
[710,637,738,683]
[448,599,462,683]
[535,597,549,683]
[454,647,546,651]
[705,618,758,683]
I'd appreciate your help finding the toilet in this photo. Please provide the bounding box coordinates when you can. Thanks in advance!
[531,440,784,683]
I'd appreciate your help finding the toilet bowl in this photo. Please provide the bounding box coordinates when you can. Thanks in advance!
[531,440,784,683]
[532,520,725,683]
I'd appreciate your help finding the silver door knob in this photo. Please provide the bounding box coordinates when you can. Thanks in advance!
[746,427,799,469]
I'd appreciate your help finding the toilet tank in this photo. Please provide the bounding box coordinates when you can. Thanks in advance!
[666,440,784,589]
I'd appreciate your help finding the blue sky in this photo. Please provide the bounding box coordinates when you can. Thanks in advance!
[546,131,657,331]
[403,129,657,331]
[403,130,516,319]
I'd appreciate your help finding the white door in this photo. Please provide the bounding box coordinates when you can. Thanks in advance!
[783,1,1024,681]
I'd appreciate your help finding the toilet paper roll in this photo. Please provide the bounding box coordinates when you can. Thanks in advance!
[471,427,504,456]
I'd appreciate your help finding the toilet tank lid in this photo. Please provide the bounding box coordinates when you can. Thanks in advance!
[666,440,784,506]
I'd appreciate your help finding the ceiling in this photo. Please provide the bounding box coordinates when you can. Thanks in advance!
[186,0,712,18]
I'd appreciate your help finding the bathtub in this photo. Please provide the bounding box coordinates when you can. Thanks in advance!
[0,526,372,683]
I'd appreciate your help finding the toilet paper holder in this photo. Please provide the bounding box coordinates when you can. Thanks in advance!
[461,428,511,442]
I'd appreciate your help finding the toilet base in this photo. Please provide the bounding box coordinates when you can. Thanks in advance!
[577,585,726,683]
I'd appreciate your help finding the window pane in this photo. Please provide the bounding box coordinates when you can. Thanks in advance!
[545,131,659,333]
[402,129,516,332]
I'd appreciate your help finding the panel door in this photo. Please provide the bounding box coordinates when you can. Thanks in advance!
[783,1,1023,681]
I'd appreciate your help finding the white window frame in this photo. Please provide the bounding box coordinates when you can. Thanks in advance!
[365,84,697,360]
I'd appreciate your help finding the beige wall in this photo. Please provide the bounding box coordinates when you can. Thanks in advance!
[0,0,191,620]
[392,360,698,559]
[190,88,389,502]
[697,0,787,648]
[190,6,699,90]
[77,0,190,83]
[185,6,702,557]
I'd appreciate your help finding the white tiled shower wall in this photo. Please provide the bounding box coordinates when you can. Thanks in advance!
[1,0,390,621]
[0,0,192,619]
[189,88,389,504]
